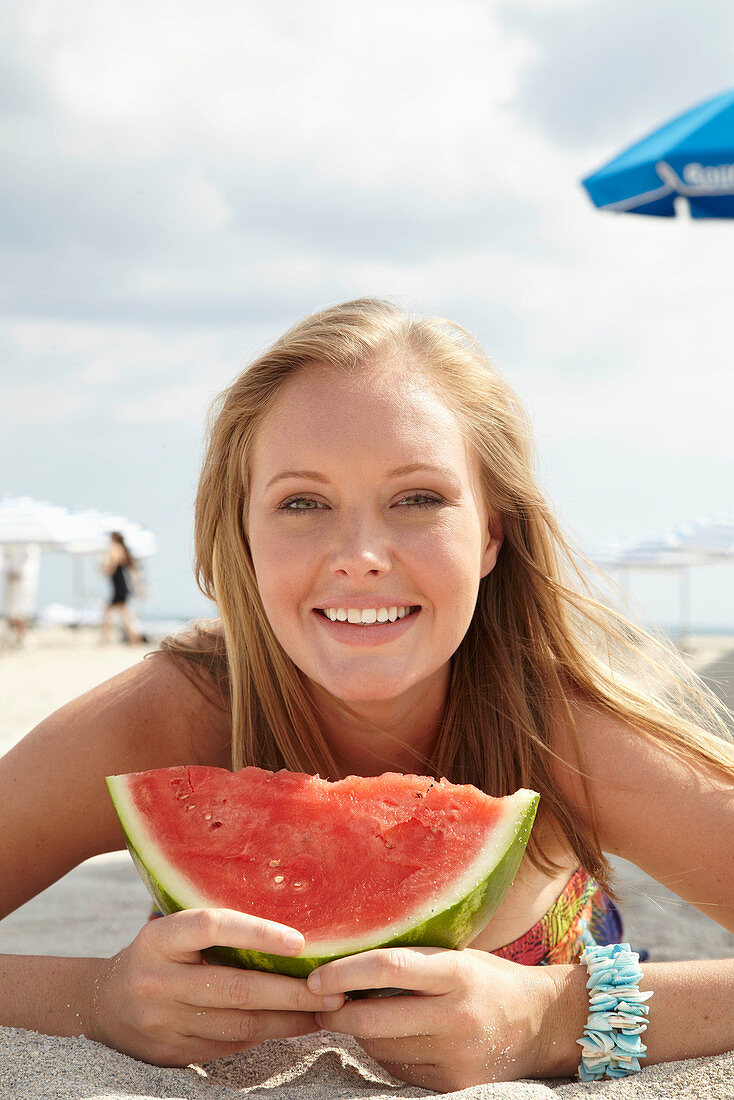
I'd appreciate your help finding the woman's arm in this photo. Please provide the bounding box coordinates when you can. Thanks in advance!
[0,656,344,1063]
[542,956,734,1076]
[540,703,734,1071]
[0,655,221,918]
[101,548,118,577]
[0,657,209,1035]
[554,701,734,932]
[310,946,734,1090]
[0,955,104,1039]
[0,660,202,1038]
[311,706,734,1089]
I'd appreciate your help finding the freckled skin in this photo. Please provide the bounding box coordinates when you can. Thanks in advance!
[246,365,502,763]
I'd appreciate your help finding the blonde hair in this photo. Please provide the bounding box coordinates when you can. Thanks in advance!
[162,298,733,895]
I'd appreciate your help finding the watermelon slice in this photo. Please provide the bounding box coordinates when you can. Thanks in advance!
[106,766,539,977]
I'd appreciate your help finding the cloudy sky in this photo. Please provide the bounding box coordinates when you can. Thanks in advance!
[2,0,733,628]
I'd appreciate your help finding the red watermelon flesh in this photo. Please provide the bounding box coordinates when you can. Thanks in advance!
[107,766,539,976]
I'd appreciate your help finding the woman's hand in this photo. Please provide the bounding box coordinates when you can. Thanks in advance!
[308,947,559,1091]
[87,909,345,1066]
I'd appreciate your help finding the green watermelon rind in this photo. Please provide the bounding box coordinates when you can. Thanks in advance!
[107,775,539,978]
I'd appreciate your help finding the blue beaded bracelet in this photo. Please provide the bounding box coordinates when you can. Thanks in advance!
[577,943,653,1082]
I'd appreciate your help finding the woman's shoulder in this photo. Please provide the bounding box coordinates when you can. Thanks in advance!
[547,683,733,906]
[158,619,228,698]
[12,650,231,779]
[0,653,232,915]
[129,650,232,767]
[547,682,666,819]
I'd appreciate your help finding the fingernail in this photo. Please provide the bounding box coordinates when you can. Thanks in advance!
[322,994,342,1010]
[308,971,321,991]
[283,932,303,952]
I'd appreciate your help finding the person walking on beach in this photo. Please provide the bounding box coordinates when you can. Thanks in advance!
[0,300,732,1089]
[100,532,143,644]
[1,544,41,648]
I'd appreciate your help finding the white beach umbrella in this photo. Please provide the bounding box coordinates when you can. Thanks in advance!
[0,496,157,625]
[63,509,158,558]
[0,496,157,558]
[598,514,734,570]
[0,495,82,550]
[590,512,734,638]
[670,512,734,560]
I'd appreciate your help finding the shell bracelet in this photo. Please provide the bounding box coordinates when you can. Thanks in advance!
[577,942,654,1081]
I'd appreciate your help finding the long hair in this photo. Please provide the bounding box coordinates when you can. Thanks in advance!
[111,531,135,569]
[162,298,733,894]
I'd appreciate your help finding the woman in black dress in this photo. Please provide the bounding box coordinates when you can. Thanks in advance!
[101,532,143,643]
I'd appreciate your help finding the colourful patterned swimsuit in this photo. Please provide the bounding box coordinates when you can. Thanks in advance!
[491,866,625,966]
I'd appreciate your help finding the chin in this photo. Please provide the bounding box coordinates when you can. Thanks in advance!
[316,670,425,705]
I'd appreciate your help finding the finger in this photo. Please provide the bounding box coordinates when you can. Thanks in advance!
[164,1037,259,1066]
[309,947,457,998]
[160,1031,305,1068]
[316,993,434,1041]
[176,964,345,1013]
[181,1006,319,1045]
[357,1035,435,1065]
[144,909,305,964]
[378,1060,441,1090]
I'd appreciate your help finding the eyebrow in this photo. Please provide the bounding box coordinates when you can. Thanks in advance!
[265,463,457,490]
[265,469,330,489]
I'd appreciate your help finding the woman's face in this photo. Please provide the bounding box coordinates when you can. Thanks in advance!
[246,362,502,708]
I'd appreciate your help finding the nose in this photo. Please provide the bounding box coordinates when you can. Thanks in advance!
[327,513,392,580]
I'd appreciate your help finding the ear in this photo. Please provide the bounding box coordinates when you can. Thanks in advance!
[480,512,504,579]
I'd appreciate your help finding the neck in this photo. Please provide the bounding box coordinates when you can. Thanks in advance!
[310,669,450,779]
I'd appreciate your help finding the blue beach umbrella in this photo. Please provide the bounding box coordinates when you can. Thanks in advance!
[582,87,734,218]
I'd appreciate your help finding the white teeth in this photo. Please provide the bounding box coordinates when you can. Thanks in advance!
[321,605,414,624]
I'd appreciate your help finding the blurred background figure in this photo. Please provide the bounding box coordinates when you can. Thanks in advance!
[2,544,41,648]
[100,532,144,645]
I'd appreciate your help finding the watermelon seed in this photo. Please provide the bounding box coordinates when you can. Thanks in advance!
[269,859,281,867]
[274,875,285,883]
[293,881,304,888]
[204,813,212,820]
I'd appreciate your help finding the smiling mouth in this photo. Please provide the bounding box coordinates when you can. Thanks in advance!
[316,606,420,624]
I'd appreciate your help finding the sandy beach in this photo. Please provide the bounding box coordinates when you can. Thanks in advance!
[0,626,732,1099]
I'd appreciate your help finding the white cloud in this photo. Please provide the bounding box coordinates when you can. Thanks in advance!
[497,0,734,151]
[2,0,733,623]
[1,383,92,428]
[2,2,538,250]
[1,317,274,430]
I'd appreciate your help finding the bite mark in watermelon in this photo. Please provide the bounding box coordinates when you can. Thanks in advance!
[106,766,539,977]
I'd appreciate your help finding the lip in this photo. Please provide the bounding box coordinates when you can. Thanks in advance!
[311,606,421,647]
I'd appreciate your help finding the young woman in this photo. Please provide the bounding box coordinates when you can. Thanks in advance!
[101,531,143,644]
[0,299,732,1090]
